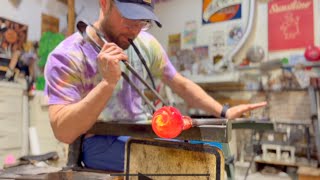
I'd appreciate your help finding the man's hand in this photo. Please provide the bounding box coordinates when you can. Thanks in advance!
[97,43,128,86]
[226,102,267,120]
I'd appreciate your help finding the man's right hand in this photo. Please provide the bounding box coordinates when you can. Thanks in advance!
[97,43,128,86]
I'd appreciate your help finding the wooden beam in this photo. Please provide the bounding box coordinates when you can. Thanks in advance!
[67,0,75,36]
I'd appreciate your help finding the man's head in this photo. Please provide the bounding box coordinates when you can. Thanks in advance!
[98,0,161,49]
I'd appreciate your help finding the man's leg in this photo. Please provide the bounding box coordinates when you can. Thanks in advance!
[82,135,130,171]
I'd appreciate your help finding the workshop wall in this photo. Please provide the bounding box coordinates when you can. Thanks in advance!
[0,0,67,41]
[0,0,99,41]
[150,2,316,164]
[0,0,99,162]
[150,0,320,64]
[150,0,316,121]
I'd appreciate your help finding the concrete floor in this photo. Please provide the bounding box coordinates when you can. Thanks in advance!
[234,162,294,180]
[235,172,292,180]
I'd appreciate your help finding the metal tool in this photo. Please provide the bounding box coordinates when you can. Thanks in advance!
[89,119,232,143]
[76,20,168,112]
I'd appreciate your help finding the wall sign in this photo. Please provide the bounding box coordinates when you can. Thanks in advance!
[268,0,314,51]
[202,0,242,24]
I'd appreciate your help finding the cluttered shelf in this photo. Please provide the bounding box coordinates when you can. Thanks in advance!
[245,118,318,171]
[236,61,320,71]
[186,61,320,92]
[197,83,317,92]
[195,76,319,92]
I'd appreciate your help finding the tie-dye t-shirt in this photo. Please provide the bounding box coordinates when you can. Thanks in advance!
[45,31,177,121]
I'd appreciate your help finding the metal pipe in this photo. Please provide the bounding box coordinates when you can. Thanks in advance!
[215,0,256,71]
[88,23,167,106]
[121,72,156,112]
[122,60,168,106]
[128,39,156,90]
[76,20,167,110]
[192,118,228,126]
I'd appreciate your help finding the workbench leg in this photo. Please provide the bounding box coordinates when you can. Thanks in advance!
[309,87,320,165]
[222,143,235,180]
[66,135,84,169]
[226,163,235,180]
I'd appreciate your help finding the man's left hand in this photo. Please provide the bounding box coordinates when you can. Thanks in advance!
[226,102,267,120]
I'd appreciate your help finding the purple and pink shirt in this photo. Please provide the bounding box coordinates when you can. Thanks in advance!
[45,31,177,121]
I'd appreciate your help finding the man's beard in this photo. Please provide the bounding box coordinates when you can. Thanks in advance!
[99,19,129,50]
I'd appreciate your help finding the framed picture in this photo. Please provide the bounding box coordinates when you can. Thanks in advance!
[41,14,60,34]
[168,33,181,57]
[0,17,28,56]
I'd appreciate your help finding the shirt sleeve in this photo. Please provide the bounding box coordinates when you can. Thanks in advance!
[145,33,177,81]
[44,51,83,105]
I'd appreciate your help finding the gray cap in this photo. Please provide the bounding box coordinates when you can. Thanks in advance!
[114,0,162,28]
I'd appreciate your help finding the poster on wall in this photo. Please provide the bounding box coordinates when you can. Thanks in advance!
[41,14,60,34]
[211,31,226,54]
[227,24,243,46]
[193,45,213,75]
[168,33,181,57]
[268,0,314,51]
[193,46,209,61]
[183,20,197,48]
[202,0,242,24]
[0,17,28,56]
[174,49,196,76]
[210,30,226,65]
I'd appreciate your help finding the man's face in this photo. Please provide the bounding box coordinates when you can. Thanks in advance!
[101,2,147,49]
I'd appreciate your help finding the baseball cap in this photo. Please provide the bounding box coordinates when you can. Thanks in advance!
[114,0,162,28]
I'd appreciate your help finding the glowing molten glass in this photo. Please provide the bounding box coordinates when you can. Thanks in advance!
[152,106,193,138]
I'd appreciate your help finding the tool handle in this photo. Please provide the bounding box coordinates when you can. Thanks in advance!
[192,118,228,126]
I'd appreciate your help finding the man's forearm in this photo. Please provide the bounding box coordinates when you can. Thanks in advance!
[49,80,116,144]
[179,79,223,117]
[166,74,223,117]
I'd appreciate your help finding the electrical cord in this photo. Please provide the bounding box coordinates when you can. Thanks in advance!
[128,39,156,91]
[244,130,263,180]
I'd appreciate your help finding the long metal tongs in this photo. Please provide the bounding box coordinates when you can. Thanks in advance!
[76,20,167,112]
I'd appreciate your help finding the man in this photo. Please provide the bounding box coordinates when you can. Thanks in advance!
[45,0,266,171]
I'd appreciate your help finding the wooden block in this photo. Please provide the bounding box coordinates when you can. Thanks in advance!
[198,82,245,91]
[298,166,320,180]
[125,138,225,180]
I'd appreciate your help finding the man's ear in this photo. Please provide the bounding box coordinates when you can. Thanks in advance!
[100,0,107,12]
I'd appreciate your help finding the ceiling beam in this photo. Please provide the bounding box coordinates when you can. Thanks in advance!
[67,0,75,36]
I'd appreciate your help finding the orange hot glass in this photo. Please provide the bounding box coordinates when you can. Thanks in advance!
[152,106,193,138]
